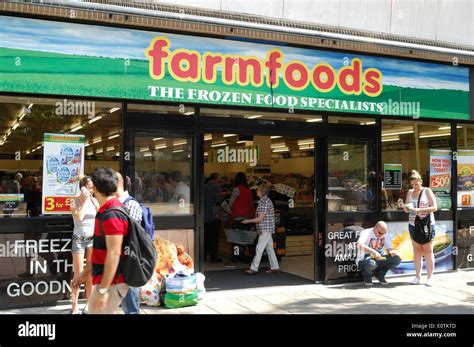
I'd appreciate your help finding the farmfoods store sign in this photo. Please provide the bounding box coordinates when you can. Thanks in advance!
[0,16,470,120]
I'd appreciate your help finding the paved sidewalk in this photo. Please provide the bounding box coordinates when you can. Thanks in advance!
[2,270,473,315]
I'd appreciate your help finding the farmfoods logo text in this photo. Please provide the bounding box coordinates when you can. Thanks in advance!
[145,36,384,112]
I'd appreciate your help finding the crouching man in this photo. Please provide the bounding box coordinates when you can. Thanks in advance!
[356,221,401,286]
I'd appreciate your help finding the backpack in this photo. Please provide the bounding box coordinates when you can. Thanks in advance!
[98,206,157,287]
[124,196,156,240]
[413,188,434,245]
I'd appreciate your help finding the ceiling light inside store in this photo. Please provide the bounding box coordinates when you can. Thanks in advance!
[299,145,315,150]
[184,111,194,115]
[92,138,102,144]
[306,118,322,122]
[236,140,247,144]
[143,152,152,157]
[108,134,120,139]
[71,125,83,132]
[155,144,167,150]
[361,121,376,125]
[204,135,212,141]
[245,115,262,119]
[438,126,462,130]
[153,137,164,141]
[381,130,414,136]
[28,103,34,109]
[297,139,314,146]
[88,115,102,124]
[271,143,286,149]
[106,146,115,152]
[272,147,289,153]
[85,143,90,147]
[211,142,227,148]
[140,147,149,152]
[419,132,451,139]
[331,144,347,147]
[223,134,237,137]
[271,136,282,139]
[204,152,208,156]
[0,142,4,146]
[173,140,187,146]
[12,122,20,130]
[19,113,27,121]
[87,151,93,156]
[381,136,400,142]
[109,107,121,113]
[173,149,184,153]
[96,148,104,154]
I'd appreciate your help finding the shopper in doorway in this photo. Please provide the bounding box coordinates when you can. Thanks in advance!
[204,173,223,263]
[227,172,255,267]
[356,221,401,285]
[116,172,143,314]
[69,176,99,314]
[73,168,129,314]
[169,170,190,205]
[242,184,280,275]
[403,170,437,286]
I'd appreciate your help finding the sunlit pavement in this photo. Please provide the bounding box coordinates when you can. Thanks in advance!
[2,269,473,315]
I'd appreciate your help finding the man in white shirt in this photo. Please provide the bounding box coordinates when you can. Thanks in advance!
[356,221,401,286]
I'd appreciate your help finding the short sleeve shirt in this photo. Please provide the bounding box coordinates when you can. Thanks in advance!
[256,196,275,233]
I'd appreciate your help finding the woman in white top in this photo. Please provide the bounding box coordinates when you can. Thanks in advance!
[70,176,99,314]
[403,170,437,286]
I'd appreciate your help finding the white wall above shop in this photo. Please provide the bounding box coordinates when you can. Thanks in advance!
[152,0,474,47]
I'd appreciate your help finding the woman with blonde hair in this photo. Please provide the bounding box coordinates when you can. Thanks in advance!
[70,175,99,313]
[403,170,437,286]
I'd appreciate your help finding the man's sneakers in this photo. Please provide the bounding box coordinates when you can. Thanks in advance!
[364,274,388,286]
[374,274,388,285]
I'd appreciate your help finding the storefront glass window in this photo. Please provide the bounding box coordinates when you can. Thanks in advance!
[131,133,193,215]
[457,125,474,209]
[0,96,122,218]
[328,138,376,212]
[381,120,452,212]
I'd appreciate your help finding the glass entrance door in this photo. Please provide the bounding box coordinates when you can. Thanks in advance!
[325,136,377,283]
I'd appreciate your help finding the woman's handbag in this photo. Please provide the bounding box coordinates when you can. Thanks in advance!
[413,188,434,245]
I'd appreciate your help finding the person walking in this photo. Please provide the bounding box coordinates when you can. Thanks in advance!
[403,170,437,286]
[242,184,279,275]
[70,175,99,314]
[73,168,129,314]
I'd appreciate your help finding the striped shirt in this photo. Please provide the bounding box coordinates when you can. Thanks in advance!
[92,198,129,285]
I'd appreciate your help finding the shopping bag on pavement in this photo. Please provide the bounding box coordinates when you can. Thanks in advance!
[139,274,162,307]
[164,273,197,294]
[164,290,198,309]
[196,272,206,300]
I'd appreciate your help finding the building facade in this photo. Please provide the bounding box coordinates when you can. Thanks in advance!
[0,1,473,308]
